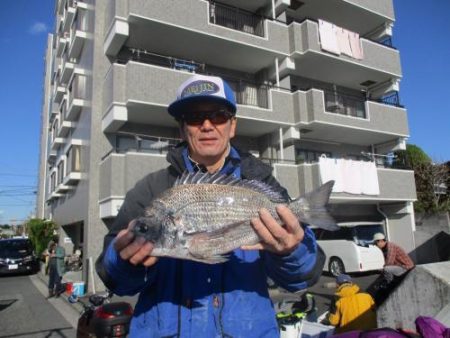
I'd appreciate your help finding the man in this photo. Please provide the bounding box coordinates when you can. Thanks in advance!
[47,235,65,298]
[373,232,414,282]
[96,74,325,337]
[324,274,376,333]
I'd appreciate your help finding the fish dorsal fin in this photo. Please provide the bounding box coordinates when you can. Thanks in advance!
[174,171,287,203]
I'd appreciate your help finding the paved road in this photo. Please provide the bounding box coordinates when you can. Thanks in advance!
[0,273,77,338]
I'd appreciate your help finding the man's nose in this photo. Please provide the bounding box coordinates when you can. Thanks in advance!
[200,118,214,129]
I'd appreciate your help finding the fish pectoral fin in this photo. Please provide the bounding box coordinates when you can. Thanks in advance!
[188,221,257,263]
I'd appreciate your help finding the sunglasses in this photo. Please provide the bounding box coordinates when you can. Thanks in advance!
[182,110,233,126]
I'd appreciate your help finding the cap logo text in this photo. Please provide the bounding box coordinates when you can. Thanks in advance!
[181,81,219,98]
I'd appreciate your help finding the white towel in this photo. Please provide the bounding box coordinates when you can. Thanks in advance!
[342,159,362,194]
[319,157,336,185]
[349,31,364,60]
[361,161,380,195]
[318,19,340,55]
[336,27,353,57]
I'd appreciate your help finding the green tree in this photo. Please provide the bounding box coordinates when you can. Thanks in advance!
[27,218,58,256]
[396,144,449,213]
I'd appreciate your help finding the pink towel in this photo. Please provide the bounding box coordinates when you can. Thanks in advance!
[349,31,364,59]
[336,27,352,57]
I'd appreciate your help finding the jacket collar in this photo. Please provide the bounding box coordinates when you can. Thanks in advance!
[166,142,273,180]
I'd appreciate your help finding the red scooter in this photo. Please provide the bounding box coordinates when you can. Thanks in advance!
[69,291,133,338]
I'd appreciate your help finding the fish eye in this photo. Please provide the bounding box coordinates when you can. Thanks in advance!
[138,223,149,233]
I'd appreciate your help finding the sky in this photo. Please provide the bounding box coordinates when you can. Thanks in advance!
[0,0,449,225]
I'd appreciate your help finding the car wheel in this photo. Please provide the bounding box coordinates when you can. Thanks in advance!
[328,257,345,277]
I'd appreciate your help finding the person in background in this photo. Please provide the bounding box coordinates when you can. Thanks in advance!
[373,233,415,283]
[323,274,377,333]
[96,74,325,337]
[47,235,66,298]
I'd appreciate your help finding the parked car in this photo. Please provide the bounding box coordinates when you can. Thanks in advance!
[0,238,39,276]
[313,222,385,277]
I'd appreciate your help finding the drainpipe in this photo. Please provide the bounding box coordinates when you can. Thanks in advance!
[279,127,284,161]
[275,57,280,87]
[271,0,276,19]
[377,203,390,239]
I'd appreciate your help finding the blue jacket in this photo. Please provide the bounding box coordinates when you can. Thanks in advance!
[97,145,324,337]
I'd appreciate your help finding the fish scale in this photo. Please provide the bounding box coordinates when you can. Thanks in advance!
[133,172,337,264]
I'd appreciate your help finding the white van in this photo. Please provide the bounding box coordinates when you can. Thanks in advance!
[313,222,385,277]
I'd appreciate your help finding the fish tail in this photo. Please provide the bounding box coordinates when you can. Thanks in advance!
[292,180,338,231]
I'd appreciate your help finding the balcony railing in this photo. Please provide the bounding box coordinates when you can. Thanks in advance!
[209,1,265,37]
[374,91,402,107]
[324,90,366,118]
[102,133,182,160]
[116,48,270,109]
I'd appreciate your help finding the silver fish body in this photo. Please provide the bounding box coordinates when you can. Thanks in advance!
[133,171,337,264]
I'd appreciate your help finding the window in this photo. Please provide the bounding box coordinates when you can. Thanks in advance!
[296,149,331,164]
[66,145,81,174]
[50,172,56,193]
[57,160,65,184]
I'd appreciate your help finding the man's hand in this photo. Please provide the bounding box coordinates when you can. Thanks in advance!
[113,220,158,267]
[241,205,304,255]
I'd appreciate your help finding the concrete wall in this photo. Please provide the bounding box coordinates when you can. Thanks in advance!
[377,261,450,330]
[412,212,450,264]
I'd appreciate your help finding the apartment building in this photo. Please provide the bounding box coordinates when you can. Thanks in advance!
[37,0,417,290]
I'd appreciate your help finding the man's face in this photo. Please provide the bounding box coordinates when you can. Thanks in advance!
[375,239,386,249]
[180,102,236,167]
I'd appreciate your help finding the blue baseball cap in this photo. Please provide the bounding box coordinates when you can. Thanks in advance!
[336,274,352,285]
[168,74,237,120]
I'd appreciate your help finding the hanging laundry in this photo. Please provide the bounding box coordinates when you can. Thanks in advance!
[319,158,379,195]
[336,27,353,57]
[318,19,340,55]
[349,31,364,59]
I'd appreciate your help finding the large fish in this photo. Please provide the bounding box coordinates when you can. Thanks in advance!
[132,171,337,264]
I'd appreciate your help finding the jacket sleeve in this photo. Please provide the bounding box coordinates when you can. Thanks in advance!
[328,299,341,327]
[259,171,325,292]
[261,226,325,292]
[95,171,167,295]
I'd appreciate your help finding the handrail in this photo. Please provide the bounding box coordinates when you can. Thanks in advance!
[209,1,265,37]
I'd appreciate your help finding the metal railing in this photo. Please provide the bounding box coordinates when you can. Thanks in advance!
[105,133,182,159]
[209,1,265,37]
[324,90,366,118]
[116,48,270,109]
[374,91,402,107]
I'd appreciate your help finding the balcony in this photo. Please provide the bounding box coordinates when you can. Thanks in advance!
[55,183,73,193]
[56,36,67,57]
[48,150,57,162]
[102,61,296,136]
[282,0,394,38]
[99,152,170,218]
[46,191,63,202]
[57,120,76,138]
[56,0,66,15]
[103,0,289,74]
[63,172,82,185]
[271,161,416,203]
[285,20,401,90]
[293,88,409,145]
[53,85,66,103]
[65,74,87,121]
[49,105,59,123]
[60,58,75,84]
[61,2,76,33]
[51,137,66,151]
[68,6,88,59]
